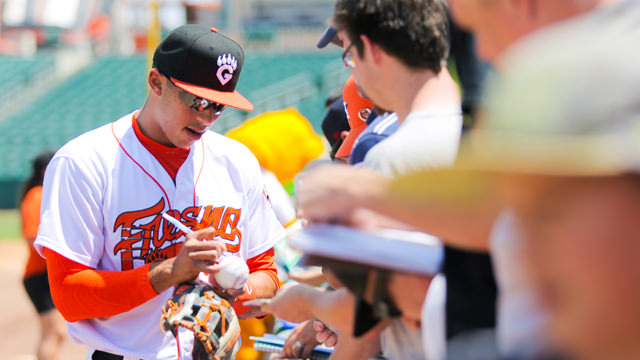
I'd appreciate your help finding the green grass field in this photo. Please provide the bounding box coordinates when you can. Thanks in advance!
[0,210,20,241]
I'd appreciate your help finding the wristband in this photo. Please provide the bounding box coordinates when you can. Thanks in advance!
[232,281,257,316]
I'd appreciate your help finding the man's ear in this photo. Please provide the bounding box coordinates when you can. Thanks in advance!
[148,68,164,96]
[359,34,381,65]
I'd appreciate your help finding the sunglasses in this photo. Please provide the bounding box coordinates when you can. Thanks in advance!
[342,43,356,69]
[163,74,226,114]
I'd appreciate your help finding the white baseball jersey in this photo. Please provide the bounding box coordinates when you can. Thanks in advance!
[34,111,285,359]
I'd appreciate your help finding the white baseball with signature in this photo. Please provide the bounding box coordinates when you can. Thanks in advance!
[215,255,249,289]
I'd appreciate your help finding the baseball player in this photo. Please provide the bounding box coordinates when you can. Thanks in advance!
[34,25,284,359]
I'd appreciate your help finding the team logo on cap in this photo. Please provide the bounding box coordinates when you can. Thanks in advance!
[359,108,371,121]
[217,54,237,86]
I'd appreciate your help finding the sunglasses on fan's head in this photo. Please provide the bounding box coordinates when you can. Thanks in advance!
[163,73,227,114]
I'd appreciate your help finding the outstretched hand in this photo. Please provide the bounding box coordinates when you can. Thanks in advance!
[257,283,317,323]
[313,320,338,347]
[296,164,388,224]
[281,320,320,358]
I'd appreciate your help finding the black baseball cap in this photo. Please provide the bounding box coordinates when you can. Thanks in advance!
[154,25,253,111]
[321,97,349,159]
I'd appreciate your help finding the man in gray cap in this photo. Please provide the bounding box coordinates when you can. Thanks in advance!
[400,36,640,359]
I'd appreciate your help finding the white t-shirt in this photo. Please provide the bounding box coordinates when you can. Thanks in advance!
[34,112,285,359]
[361,106,462,360]
[380,319,427,360]
[362,106,462,178]
[421,274,446,360]
[490,211,548,356]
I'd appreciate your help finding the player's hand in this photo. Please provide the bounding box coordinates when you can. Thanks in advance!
[172,227,227,281]
[211,282,265,319]
[313,320,338,347]
[281,320,320,358]
[150,228,227,293]
[211,281,245,301]
[296,164,388,224]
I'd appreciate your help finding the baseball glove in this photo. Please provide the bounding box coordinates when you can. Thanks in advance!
[161,280,241,360]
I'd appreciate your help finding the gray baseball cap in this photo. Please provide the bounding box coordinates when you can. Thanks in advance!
[468,37,640,176]
[392,37,640,203]
[392,36,640,205]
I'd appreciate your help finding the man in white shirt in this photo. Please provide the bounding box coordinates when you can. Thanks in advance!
[260,0,461,359]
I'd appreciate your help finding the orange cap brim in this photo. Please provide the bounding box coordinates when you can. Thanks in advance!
[171,77,254,111]
[335,123,368,160]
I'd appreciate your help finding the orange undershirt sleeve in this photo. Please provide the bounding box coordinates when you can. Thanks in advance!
[45,246,278,321]
[246,248,279,290]
[43,248,158,322]
[232,248,279,316]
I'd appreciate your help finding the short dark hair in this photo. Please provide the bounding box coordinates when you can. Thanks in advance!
[19,149,56,203]
[333,0,449,73]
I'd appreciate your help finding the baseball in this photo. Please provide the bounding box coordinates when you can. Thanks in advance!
[214,255,249,289]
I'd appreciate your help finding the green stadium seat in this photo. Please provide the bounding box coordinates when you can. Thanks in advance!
[0,52,344,207]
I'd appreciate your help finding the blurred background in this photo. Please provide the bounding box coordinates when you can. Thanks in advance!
[0,0,350,213]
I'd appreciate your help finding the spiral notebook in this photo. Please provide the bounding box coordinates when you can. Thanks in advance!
[250,334,333,360]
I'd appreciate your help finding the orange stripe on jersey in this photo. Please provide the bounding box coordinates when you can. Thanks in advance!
[283,218,298,229]
[43,248,157,322]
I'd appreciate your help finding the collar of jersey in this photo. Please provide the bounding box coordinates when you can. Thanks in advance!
[132,114,190,181]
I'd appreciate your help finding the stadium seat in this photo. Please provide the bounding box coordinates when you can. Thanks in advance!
[0,52,347,204]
